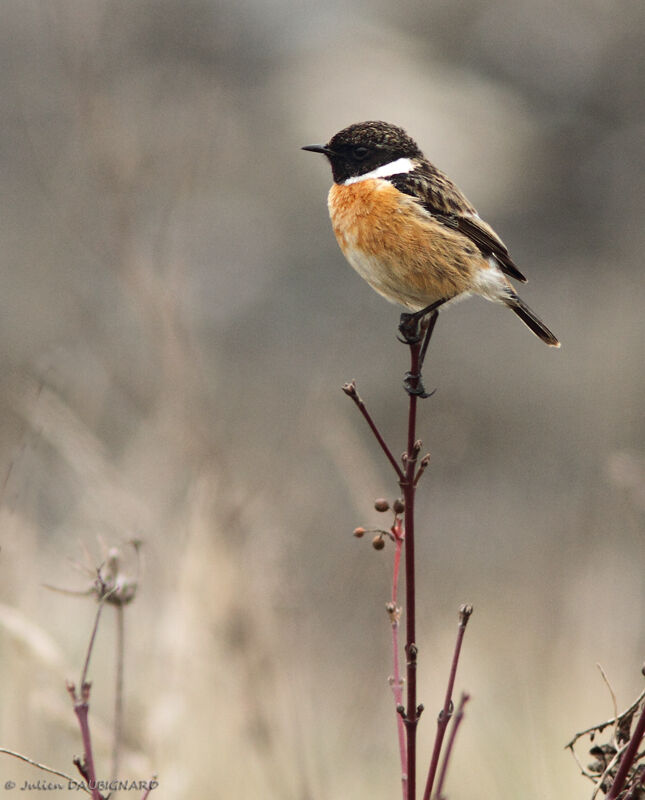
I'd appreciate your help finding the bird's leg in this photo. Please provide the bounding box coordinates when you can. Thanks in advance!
[418,309,439,371]
[403,310,440,398]
[399,300,444,398]
[398,298,447,344]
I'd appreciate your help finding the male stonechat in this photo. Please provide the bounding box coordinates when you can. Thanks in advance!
[303,121,560,352]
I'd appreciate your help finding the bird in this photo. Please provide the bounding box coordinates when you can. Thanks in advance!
[302,121,560,350]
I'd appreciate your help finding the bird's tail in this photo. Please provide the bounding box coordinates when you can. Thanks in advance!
[504,293,561,348]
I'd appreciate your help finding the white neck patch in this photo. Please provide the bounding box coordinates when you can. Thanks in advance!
[343,157,415,186]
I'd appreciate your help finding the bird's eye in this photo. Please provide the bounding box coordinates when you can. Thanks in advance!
[353,146,369,160]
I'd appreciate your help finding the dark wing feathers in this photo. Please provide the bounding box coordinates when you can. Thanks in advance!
[453,215,527,283]
[391,165,528,284]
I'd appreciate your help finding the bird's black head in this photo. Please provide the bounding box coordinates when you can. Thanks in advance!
[302,121,423,184]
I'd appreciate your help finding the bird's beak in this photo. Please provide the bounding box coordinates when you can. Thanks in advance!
[302,143,333,155]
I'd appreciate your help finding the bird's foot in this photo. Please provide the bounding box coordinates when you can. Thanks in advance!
[403,371,436,399]
[398,312,424,344]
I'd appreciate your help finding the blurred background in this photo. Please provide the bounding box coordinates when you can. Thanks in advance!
[0,1,643,797]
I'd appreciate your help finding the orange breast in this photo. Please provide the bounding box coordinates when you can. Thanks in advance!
[327,180,482,310]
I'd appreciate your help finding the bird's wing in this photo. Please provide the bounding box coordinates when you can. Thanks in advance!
[452,214,527,283]
[391,166,528,284]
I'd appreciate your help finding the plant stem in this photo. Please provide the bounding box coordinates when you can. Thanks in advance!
[423,605,473,800]
[389,518,407,800]
[433,693,470,800]
[68,682,102,800]
[80,597,107,688]
[342,382,404,481]
[343,312,446,800]
[401,337,423,800]
[606,701,645,800]
[112,603,125,782]
[140,780,158,800]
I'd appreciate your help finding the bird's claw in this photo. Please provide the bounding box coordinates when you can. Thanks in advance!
[403,371,436,398]
[398,313,423,344]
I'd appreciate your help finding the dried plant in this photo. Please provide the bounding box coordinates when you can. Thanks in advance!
[0,541,157,799]
[567,670,645,800]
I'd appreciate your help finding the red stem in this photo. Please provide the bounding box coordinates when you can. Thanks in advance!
[389,518,407,799]
[140,779,158,800]
[73,688,102,800]
[342,382,404,481]
[423,606,472,800]
[606,702,645,800]
[343,317,448,800]
[432,693,470,800]
[401,339,423,800]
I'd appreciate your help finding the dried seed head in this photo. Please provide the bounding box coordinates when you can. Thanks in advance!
[374,498,390,512]
[393,498,405,514]
[342,381,358,398]
[372,535,385,550]
[353,526,366,538]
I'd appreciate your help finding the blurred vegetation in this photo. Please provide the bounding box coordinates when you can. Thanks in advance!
[0,1,643,798]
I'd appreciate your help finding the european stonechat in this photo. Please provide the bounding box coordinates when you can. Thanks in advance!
[303,121,560,349]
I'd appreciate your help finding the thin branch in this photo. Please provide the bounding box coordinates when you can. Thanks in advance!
[568,744,598,783]
[0,748,91,793]
[80,586,115,688]
[597,663,619,747]
[69,586,115,800]
[433,693,470,800]
[140,777,159,800]
[413,454,431,487]
[566,689,645,750]
[342,381,404,481]
[67,682,103,800]
[387,516,407,800]
[423,605,473,800]
[112,603,125,781]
